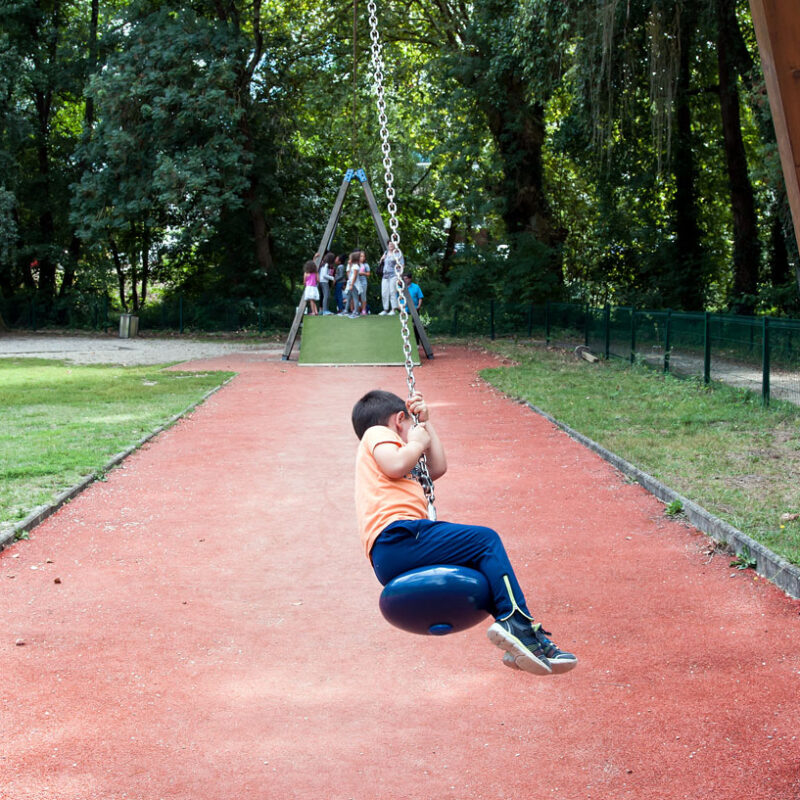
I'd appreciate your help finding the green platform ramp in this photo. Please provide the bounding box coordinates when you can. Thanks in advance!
[298,315,420,366]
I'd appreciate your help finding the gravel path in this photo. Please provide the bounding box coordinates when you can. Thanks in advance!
[0,332,283,365]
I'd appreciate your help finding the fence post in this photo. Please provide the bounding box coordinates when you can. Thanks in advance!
[703,312,711,384]
[257,298,263,334]
[584,304,590,347]
[490,299,495,340]
[664,309,672,373]
[545,301,551,344]
[629,307,637,363]
[604,303,611,359]
[31,297,36,331]
[527,302,533,337]
[452,307,458,336]
[179,296,184,334]
[762,316,770,407]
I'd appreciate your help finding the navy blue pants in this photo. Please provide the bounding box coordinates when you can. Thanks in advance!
[370,519,532,620]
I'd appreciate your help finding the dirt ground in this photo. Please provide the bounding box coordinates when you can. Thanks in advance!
[0,331,283,365]
[1,343,798,799]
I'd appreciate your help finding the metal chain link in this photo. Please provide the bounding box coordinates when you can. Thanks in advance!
[366,1,435,519]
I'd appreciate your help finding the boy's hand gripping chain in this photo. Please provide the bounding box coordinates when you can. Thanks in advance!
[367,0,436,521]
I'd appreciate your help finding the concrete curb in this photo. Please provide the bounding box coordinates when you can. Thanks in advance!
[524,400,800,600]
[0,376,234,552]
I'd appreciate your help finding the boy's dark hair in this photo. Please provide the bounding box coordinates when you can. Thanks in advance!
[352,390,407,439]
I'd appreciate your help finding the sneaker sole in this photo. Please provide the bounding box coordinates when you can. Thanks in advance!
[503,652,578,674]
[547,656,578,674]
[502,652,520,670]
[488,623,552,675]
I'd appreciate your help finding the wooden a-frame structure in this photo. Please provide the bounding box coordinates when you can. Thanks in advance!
[749,0,800,256]
[282,169,433,361]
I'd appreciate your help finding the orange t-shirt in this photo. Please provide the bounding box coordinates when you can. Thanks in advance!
[355,425,427,558]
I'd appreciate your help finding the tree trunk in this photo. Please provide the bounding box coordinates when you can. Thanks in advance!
[672,5,706,311]
[86,0,99,128]
[239,107,273,278]
[769,200,791,286]
[218,0,272,279]
[110,238,127,311]
[717,0,760,314]
[481,77,564,297]
[60,235,80,295]
[31,1,62,303]
[140,227,150,307]
[130,252,139,313]
[246,177,273,277]
[440,217,458,282]
[34,91,57,300]
[62,0,99,298]
[484,89,560,246]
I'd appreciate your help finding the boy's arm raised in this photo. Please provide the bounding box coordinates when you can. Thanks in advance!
[405,393,447,480]
[373,437,428,479]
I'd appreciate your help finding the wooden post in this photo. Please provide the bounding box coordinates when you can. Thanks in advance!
[748,0,800,253]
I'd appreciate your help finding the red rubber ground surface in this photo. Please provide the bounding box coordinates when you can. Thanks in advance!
[1,345,799,800]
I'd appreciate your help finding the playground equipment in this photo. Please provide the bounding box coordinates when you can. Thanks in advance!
[281,169,433,362]
[379,566,491,636]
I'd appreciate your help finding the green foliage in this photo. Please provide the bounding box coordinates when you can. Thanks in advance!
[72,6,252,308]
[0,186,17,266]
[0,0,797,318]
[730,545,757,570]
[665,499,684,517]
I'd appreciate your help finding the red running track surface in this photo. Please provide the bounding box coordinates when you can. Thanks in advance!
[1,344,799,799]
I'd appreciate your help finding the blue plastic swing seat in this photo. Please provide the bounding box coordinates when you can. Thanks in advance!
[379,565,492,636]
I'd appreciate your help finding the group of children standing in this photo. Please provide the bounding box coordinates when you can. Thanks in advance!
[302,244,416,318]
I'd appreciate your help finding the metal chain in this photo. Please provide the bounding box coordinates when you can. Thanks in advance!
[366,0,436,519]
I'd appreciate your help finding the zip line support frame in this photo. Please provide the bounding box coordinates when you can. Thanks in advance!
[282,169,434,362]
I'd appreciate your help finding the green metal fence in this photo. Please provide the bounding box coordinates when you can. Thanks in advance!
[0,293,295,335]
[4,292,800,406]
[428,300,800,407]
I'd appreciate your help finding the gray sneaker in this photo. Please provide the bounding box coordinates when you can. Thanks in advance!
[530,624,578,674]
[503,625,577,674]
[487,613,552,675]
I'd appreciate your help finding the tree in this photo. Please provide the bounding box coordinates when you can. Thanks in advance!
[72,7,251,311]
[715,0,760,313]
[0,0,88,304]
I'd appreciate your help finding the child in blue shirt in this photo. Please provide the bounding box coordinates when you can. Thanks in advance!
[402,273,423,310]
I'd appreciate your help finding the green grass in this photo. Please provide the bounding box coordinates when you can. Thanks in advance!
[0,358,233,531]
[478,340,800,566]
